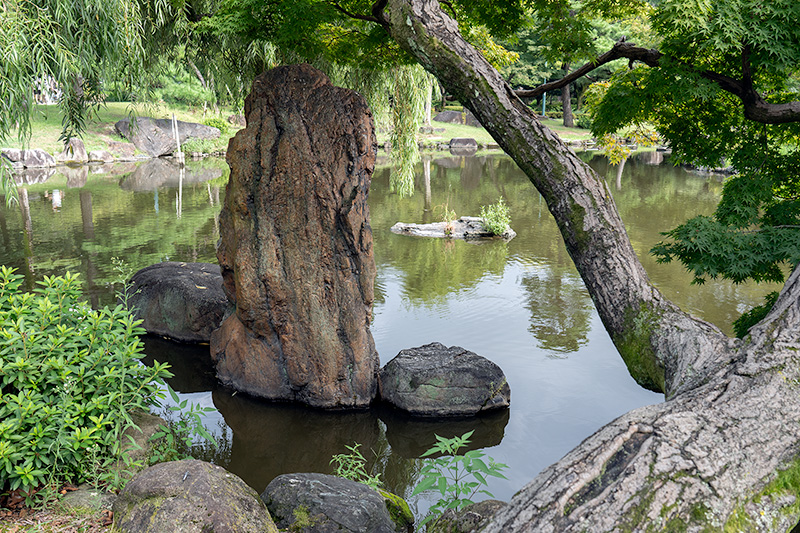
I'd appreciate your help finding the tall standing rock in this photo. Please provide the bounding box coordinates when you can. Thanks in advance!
[211,64,379,409]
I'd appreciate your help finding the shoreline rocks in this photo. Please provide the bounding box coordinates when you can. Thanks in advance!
[379,342,511,417]
[261,473,407,533]
[127,262,228,343]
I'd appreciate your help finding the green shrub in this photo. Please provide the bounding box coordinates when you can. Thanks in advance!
[0,267,171,496]
[574,111,593,130]
[480,197,511,235]
[411,431,508,529]
[203,117,230,135]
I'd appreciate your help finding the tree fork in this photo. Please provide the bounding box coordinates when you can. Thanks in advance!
[377,0,800,529]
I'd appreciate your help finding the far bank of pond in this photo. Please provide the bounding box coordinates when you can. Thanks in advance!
[0,152,780,515]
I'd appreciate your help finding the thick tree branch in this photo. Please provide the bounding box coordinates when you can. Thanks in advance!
[329,1,382,24]
[515,40,662,99]
[515,40,800,124]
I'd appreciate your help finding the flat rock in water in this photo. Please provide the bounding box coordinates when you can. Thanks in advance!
[379,342,511,417]
[391,216,515,241]
[113,459,277,533]
[127,262,227,343]
[450,137,478,156]
[261,473,401,533]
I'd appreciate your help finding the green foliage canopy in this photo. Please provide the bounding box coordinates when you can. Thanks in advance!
[588,0,800,289]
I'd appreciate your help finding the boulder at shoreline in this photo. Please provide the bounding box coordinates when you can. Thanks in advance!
[391,216,516,241]
[379,342,511,417]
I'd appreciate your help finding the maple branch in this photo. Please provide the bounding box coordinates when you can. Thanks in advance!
[514,39,800,124]
[330,1,382,24]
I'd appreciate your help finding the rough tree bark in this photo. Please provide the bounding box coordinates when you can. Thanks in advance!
[376,0,800,529]
[560,63,574,128]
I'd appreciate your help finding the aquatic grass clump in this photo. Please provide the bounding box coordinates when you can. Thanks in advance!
[0,266,172,498]
[480,197,511,235]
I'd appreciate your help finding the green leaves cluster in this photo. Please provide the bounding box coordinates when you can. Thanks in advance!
[411,431,508,529]
[0,267,171,495]
[480,197,511,236]
[330,442,383,490]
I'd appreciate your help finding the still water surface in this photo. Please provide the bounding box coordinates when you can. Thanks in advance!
[0,152,779,514]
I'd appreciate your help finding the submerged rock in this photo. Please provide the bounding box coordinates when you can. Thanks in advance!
[261,473,405,533]
[127,262,227,343]
[391,216,515,241]
[379,342,511,417]
[113,459,277,533]
[211,64,379,409]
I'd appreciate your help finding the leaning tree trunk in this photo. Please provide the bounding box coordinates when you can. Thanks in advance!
[378,0,800,529]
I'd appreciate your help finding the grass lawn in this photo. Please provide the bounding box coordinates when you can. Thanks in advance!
[4,102,593,156]
[4,102,239,155]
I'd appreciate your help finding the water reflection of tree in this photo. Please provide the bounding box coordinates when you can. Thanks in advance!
[522,269,593,355]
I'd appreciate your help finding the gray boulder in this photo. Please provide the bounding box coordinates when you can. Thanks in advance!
[261,473,401,532]
[113,459,278,533]
[127,262,227,343]
[449,138,478,156]
[88,150,115,163]
[56,138,88,164]
[115,117,220,157]
[379,343,510,417]
[433,110,463,124]
[1,148,56,168]
[435,500,507,533]
[107,140,137,161]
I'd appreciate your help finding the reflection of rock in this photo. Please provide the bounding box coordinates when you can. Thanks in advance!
[12,167,55,185]
[140,336,217,393]
[379,342,511,417]
[119,159,222,191]
[391,216,516,240]
[262,473,398,533]
[128,262,227,343]
[56,138,88,164]
[115,117,220,157]
[211,64,379,409]
[2,148,56,168]
[432,156,463,169]
[213,389,381,491]
[379,405,509,458]
[450,138,478,156]
[61,165,88,188]
[113,459,278,533]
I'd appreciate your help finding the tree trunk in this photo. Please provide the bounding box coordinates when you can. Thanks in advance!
[379,0,800,529]
[560,63,574,128]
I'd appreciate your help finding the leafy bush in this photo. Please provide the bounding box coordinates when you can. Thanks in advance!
[203,117,230,135]
[411,431,508,529]
[574,111,593,130]
[0,267,171,496]
[480,197,511,235]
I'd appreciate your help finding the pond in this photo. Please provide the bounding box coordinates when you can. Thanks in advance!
[0,151,780,516]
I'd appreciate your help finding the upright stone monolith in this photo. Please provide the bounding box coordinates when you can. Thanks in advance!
[210,64,378,409]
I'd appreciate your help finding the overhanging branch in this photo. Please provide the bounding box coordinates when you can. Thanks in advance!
[514,40,800,124]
